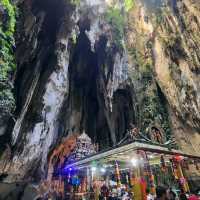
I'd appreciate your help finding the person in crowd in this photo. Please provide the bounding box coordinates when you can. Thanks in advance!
[100,184,109,200]
[155,186,168,200]
[117,187,122,198]
[168,188,176,200]
[93,184,100,200]
[89,186,95,199]
[128,186,134,200]
[179,188,187,200]
[109,186,118,200]
[121,188,129,200]
[146,188,155,200]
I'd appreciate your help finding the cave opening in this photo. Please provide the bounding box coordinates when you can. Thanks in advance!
[67,26,113,149]
[32,0,66,43]
[112,87,136,143]
[64,20,137,149]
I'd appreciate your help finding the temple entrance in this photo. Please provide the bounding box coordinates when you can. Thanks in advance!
[46,131,97,196]
[61,142,199,199]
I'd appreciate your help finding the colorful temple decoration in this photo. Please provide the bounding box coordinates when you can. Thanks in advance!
[172,156,190,192]
[160,155,167,172]
[114,161,121,187]
[131,176,143,200]
[66,131,96,164]
[150,127,164,144]
[40,125,198,199]
[45,131,96,197]
[146,154,156,194]
[140,150,156,195]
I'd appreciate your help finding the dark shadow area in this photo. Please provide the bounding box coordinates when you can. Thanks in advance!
[112,87,136,142]
[67,29,113,148]
[32,0,65,43]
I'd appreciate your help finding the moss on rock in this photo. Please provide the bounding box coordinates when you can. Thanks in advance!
[0,0,16,118]
[129,43,171,139]
[105,7,125,50]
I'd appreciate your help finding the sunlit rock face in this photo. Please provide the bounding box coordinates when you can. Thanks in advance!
[125,0,200,154]
[153,0,200,154]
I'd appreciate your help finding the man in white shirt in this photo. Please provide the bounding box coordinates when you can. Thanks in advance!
[146,188,155,200]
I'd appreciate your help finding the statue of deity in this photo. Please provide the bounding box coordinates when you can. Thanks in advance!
[150,127,164,144]
[129,123,140,139]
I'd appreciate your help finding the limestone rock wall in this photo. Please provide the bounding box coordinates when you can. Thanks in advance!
[0,0,133,182]
[153,0,200,153]
[126,0,200,154]
[0,0,199,184]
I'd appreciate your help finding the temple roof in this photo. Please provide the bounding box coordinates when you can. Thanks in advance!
[77,131,92,142]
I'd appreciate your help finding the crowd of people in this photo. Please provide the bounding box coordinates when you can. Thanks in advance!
[96,184,199,200]
[148,186,199,200]
[36,185,199,200]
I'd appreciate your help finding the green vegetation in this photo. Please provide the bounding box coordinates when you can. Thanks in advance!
[0,0,16,115]
[71,32,77,45]
[128,44,153,81]
[141,86,171,139]
[128,43,171,139]
[70,0,80,6]
[105,7,125,50]
[124,0,135,12]
[154,9,164,26]
[104,0,136,50]
[0,0,16,78]
[1,0,16,34]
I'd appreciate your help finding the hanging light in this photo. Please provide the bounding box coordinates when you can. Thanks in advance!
[149,155,154,159]
[100,168,106,173]
[91,167,97,172]
[131,158,138,167]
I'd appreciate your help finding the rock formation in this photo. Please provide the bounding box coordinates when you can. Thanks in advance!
[126,0,200,154]
[0,0,199,188]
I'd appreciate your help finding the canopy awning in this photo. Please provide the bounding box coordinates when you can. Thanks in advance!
[65,141,200,169]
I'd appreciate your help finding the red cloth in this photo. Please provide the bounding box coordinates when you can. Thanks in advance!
[140,178,147,200]
[188,195,199,200]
